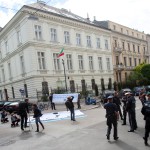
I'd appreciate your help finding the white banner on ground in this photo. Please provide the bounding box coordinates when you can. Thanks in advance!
[28,110,84,123]
[53,93,78,103]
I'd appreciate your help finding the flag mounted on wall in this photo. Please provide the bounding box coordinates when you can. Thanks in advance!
[57,48,64,58]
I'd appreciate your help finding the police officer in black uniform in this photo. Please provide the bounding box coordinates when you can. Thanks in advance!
[141,92,150,146]
[104,95,119,140]
[126,92,137,132]
[122,92,128,125]
[113,92,123,120]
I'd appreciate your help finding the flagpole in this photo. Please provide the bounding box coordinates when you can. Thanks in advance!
[62,59,68,92]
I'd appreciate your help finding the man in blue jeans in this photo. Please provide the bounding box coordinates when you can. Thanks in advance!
[65,96,76,121]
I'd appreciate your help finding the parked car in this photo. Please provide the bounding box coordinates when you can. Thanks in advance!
[133,86,145,96]
[119,88,132,98]
[145,85,150,92]
[0,101,6,111]
[5,101,33,114]
[2,101,13,111]
[0,101,16,111]
[100,90,115,104]
[85,94,97,105]
[5,102,20,114]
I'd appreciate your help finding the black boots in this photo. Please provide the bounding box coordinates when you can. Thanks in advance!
[143,137,148,146]
[35,123,39,132]
[35,123,44,132]
[40,122,45,130]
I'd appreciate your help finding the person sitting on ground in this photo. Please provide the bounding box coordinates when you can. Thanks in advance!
[1,110,9,123]
[11,113,20,127]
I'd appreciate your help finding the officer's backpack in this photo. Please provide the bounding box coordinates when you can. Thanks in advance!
[65,100,71,109]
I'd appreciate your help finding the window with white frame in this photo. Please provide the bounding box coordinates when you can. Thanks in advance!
[5,41,9,53]
[128,43,130,51]
[113,25,116,30]
[96,38,100,48]
[134,58,137,66]
[105,39,108,49]
[0,51,2,60]
[64,31,70,44]
[37,52,46,70]
[0,74,1,83]
[87,36,91,47]
[89,56,94,70]
[76,33,81,46]
[126,30,129,35]
[50,28,57,42]
[78,55,84,70]
[35,25,42,40]
[2,68,5,82]
[17,30,22,44]
[53,53,60,71]
[98,57,103,70]
[66,54,73,70]
[8,63,12,79]
[106,58,111,70]
[129,57,132,66]
[20,55,26,74]
[124,57,127,66]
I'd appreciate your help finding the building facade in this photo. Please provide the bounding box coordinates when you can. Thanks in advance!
[94,20,148,83]
[0,2,114,101]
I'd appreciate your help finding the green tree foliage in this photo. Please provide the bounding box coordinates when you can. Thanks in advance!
[141,64,150,80]
[126,63,150,88]
[134,62,146,73]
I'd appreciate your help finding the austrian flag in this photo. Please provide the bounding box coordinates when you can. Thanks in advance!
[57,48,64,58]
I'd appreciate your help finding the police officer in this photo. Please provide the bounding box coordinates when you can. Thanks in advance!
[141,92,150,146]
[104,95,119,140]
[113,92,123,120]
[126,92,137,132]
[122,92,128,125]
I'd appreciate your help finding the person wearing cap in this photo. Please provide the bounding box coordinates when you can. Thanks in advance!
[121,92,128,125]
[104,95,119,140]
[141,92,150,146]
[126,92,137,132]
[113,92,123,120]
[65,96,76,121]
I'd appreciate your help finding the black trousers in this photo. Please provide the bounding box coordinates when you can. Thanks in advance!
[106,116,118,138]
[117,105,123,119]
[144,120,150,140]
[51,102,56,110]
[128,110,137,130]
[20,114,28,129]
[123,106,127,124]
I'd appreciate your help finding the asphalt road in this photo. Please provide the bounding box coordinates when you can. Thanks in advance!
[0,97,150,150]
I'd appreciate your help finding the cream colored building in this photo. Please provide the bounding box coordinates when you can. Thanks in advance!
[0,2,114,101]
[94,20,148,83]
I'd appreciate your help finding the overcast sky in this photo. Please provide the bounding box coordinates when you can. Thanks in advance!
[0,0,150,34]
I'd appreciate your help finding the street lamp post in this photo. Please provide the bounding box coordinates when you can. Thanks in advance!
[62,59,68,92]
